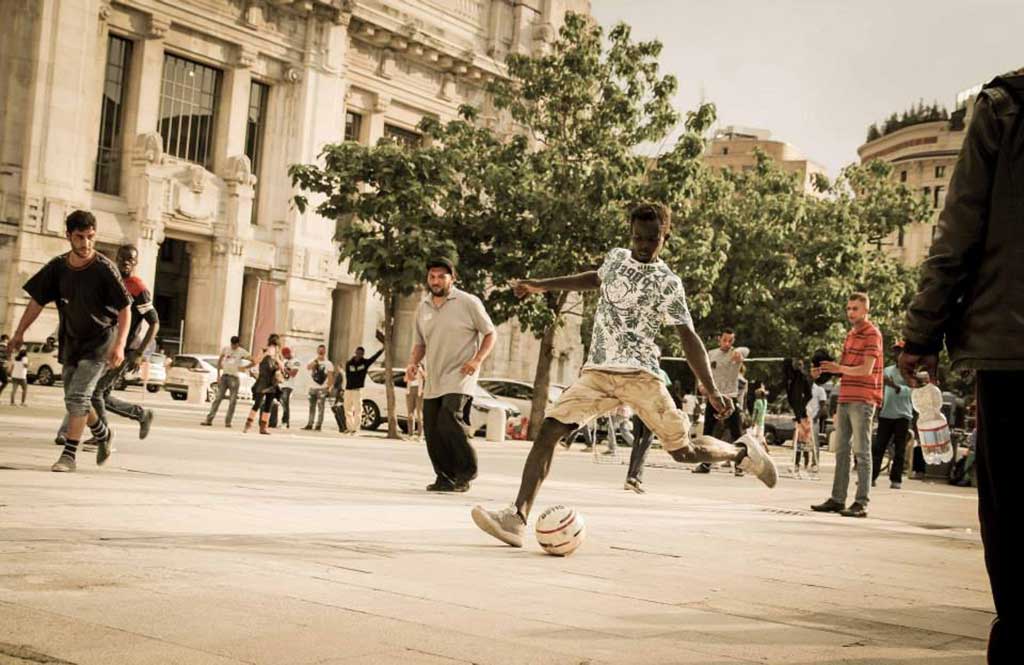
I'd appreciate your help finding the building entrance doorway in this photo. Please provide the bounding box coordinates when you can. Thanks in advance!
[153,238,191,355]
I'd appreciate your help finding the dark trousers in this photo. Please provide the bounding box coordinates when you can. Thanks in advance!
[279,387,293,426]
[423,394,477,484]
[94,362,145,424]
[871,416,911,483]
[626,414,655,482]
[695,399,742,470]
[976,370,1020,664]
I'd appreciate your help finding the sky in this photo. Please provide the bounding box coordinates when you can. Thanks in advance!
[589,0,1024,175]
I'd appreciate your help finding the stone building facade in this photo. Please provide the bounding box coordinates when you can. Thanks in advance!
[704,126,828,193]
[0,0,588,390]
[857,92,979,266]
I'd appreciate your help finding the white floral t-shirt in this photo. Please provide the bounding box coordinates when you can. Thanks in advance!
[586,248,693,377]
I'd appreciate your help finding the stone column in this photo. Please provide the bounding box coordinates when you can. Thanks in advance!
[214,45,255,178]
[122,13,168,144]
[184,238,247,354]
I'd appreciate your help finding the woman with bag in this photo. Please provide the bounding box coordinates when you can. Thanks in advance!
[244,333,284,435]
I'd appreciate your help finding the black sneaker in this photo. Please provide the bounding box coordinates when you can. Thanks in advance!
[840,502,868,518]
[55,435,66,446]
[96,430,113,466]
[811,498,845,513]
[692,463,711,474]
[302,425,312,431]
[139,410,154,440]
[624,477,645,494]
[452,480,471,493]
[200,421,212,427]
[426,477,456,492]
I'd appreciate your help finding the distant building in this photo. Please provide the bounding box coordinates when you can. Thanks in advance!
[704,126,828,193]
[857,90,981,266]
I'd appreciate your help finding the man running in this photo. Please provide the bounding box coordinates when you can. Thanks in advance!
[471,203,778,546]
[10,210,132,472]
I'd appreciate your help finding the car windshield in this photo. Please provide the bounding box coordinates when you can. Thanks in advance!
[170,356,200,369]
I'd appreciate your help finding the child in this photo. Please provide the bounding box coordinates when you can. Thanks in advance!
[752,386,768,438]
[8,349,29,406]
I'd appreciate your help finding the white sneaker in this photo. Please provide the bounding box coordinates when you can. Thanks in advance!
[737,432,779,488]
[471,505,525,547]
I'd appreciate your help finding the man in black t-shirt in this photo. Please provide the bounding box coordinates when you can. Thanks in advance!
[10,210,132,473]
[341,330,385,435]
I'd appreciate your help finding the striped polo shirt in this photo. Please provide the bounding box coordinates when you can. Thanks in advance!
[838,320,884,406]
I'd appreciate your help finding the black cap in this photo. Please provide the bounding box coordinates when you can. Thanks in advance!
[426,257,456,276]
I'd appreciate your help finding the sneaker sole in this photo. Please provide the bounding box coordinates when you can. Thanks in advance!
[743,439,778,488]
[470,506,524,548]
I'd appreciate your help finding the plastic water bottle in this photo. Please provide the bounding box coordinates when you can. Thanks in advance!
[911,378,952,465]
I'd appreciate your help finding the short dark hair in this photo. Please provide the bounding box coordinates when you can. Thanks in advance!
[230,336,240,344]
[629,203,671,234]
[355,346,365,353]
[267,333,280,346]
[721,328,735,335]
[65,210,97,234]
[426,257,456,276]
[117,244,139,258]
[317,344,326,351]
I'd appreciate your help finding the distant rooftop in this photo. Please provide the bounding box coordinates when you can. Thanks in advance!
[713,126,773,141]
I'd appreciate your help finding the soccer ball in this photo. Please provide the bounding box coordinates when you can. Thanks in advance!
[535,504,586,556]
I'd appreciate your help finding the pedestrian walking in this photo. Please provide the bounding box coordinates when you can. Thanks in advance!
[7,349,29,406]
[407,257,497,492]
[302,344,334,431]
[624,367,672,494]
[202,337,251,427]
[9,210,132,472]
[342,331,385,434]
[405,363,426,440]
[471,203,777,548]
[899,69,1024,664]
[811,293,883,518]
[279,346,301,429]
[871,343,914,489]
[752,386,768,438]
[692,328,749,475]
[244,334,284,435]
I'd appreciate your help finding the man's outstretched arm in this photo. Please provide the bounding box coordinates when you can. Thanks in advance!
[512,271,601,297]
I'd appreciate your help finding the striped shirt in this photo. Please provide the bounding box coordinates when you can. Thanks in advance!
[838,320,883,406]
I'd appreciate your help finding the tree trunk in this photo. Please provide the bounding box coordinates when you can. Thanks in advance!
[526,294,566,440]
[382,290,400,439]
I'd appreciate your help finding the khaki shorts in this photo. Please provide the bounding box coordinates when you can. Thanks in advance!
[547,370,692,452]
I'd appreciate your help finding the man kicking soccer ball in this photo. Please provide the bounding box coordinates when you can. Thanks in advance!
[471,203,778,547]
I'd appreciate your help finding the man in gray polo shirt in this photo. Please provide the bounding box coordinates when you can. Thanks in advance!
[406,258,497,492]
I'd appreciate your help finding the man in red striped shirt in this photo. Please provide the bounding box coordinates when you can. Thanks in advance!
[811,293,883,518]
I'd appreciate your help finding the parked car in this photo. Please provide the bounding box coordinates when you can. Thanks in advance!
[25,341,61,385]
[762,412,797,446]
[362,368,520,435]
[478,377,564,423]
[113,352,166,392]
[164,354,254,402]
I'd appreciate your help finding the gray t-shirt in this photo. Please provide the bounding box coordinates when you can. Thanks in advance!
[415,288,496,400]
[707,346,749,397]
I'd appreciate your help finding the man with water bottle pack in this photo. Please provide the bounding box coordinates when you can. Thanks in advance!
[900,69,1024,665]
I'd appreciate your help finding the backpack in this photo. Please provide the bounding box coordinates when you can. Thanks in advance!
[312,361,328,385]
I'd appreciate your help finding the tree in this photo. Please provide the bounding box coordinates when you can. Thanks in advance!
[425,13,715,437]
[289,139,456,439]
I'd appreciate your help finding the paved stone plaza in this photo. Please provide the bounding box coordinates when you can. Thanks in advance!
[0,387,990,664]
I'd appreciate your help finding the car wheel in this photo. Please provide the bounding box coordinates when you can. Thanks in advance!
[764,426,778,446]
[146,384,160,393]
[36,365,55,386]
[361,401,382,430]
[170,392,186,401]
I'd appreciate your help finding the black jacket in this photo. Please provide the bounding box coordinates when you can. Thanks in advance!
[903,73,1024,370]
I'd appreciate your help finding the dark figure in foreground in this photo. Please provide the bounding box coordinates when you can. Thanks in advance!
[900,70,1024,665]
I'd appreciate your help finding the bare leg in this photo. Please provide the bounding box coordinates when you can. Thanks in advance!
[514,418,576,519]
[668,434,743,464]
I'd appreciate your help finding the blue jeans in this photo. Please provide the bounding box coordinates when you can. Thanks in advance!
[831,402,876,506]
[62,358,108,417]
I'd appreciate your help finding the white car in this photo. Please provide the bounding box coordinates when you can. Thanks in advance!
[361,368,520,435]
[164,354,254,402]
[117,351,167,393]
[478,377,564,423]
[24,341,61,385]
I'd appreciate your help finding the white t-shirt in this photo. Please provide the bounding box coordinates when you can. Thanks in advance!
[707,346,750,398]
[807,383,828,421]
[11,358,27,380]
[220,346,249,376]
[586,248,693,377]
[282,358,302,389]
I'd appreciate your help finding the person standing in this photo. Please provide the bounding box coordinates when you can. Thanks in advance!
[871,343,915,489]
[10,210,131,472]
[279,346,301,429]
[624,367,672,494]
[202,336,251,427]
[341,331,385,435]
[405,363,426,440]
[8,350,29,406]
[811,293,883,518]
[244,333,284,435]
[693,329,749,475]
[752,386,768,438]
[302,344,334,431]
[406,257,496,492]
[805,380,827,477]
[899,70,1024,663]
